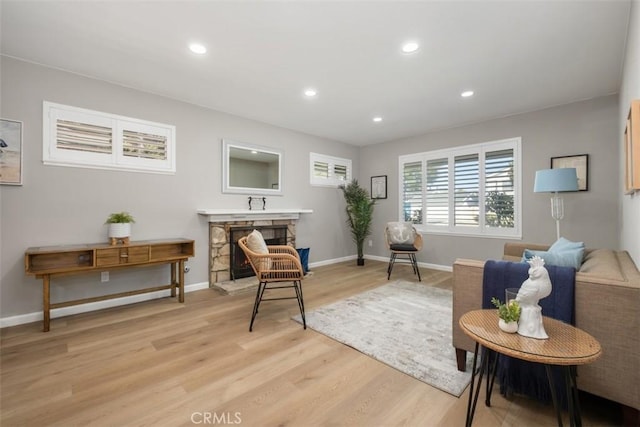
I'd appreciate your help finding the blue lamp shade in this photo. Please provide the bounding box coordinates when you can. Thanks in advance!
[534,168,579,193]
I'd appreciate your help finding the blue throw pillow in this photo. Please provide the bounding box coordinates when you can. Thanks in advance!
[522,237,585,270]
[522,246,584,270]
[549,237,585,253]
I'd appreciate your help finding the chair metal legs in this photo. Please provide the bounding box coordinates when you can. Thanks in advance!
[387,252,421,281]
[249,280,306,332]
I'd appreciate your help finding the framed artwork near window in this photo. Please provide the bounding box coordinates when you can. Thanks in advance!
[624,100,639,194]
[371,175,387,199]
[0,118,23,185]
[551,154,588,191]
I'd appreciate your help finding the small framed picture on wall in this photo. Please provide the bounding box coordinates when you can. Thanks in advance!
[371,175,387,199]
[551,154,588,191]
[0,118,23,185]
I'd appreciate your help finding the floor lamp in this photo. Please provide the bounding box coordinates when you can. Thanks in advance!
[534,168,579,240]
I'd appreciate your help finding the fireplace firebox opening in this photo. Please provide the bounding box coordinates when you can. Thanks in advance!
[229,226,288,280]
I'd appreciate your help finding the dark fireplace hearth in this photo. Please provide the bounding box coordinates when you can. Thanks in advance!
[229,226,287,280]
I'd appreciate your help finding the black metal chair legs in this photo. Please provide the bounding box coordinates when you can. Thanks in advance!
[387,252,421,281]
[249,280,306,332]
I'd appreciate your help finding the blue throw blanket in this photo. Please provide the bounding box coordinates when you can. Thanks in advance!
[482,260,576,407]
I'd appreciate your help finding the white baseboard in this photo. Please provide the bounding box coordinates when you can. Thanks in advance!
[308,255,357,268]
[0,281,210,329]
[2,255,452,329]
[365,254,452,272]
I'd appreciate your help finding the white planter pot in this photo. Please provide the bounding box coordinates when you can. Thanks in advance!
[108,223,131,239]
[498,319,518,333]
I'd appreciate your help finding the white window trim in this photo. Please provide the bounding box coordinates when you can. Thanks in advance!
[310,152,352,187]
[43,101,176,174]
[398,137,522,239]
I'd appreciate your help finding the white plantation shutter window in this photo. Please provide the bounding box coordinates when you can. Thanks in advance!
[425,158,448,226]
[313,160,330,179]
[310,153,352,187]
[333,163,348,181]
[398,137,521,238]
[402,161,423,224]
[454,153,479,227]
[43,101,176,174]
[57,120,112,154]
[122,130,166,160]
[485,148,515,228]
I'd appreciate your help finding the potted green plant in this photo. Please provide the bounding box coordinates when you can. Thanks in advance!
[105,211,135,243]
[340,179,375,266]
[491,297,521,333]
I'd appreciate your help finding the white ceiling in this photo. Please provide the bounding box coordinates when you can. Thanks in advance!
[0,1,632,146]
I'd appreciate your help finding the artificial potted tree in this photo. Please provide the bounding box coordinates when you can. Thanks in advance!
[105,211,135,245]
[340,179,375,266]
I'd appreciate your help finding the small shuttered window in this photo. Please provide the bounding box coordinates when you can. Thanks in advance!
[57,120,112,154]
[399,137,521,238]
[122,130,167,160]
[310,152,352,187]
[43,101,176,174]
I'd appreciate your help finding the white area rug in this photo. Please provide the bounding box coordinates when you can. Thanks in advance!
[293,280,472,397]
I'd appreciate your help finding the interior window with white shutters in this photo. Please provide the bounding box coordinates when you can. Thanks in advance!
[310,153,352,187]
[57,120,112,154]
[484,148,515,228]
[398,137,521,238]
[313,161,329,179]
[334,164,348,181]
[122,130,167,160]
[402,161,422,224]
[425,158,448,226]
[43,101,176,174]
[454,153,479,227]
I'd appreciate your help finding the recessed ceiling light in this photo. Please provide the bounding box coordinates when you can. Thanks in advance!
[304,88,317,98]
[401,42,419,54]
[461,90,474,98]
[251,150,258,154]
[189,43,207,55]
[373,117,383,122]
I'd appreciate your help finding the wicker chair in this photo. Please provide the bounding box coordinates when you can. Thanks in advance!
[384,222,423,281]
[237,235,306,332]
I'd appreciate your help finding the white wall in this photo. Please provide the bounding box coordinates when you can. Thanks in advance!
[359,95,621,266]
[620,0,640,263]
[0,57,358,318]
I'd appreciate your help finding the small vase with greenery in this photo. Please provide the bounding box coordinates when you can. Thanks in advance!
[491,297,521,333]
[105,211,135,241]
[340,179,375,266]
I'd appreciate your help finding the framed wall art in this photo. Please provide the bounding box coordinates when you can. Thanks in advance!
[624,100,639,194]
[371,175,387,199]
[0,118,23,185]
[551,154,588,191]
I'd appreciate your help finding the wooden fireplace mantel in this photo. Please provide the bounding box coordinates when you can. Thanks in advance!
[197,208,313,223]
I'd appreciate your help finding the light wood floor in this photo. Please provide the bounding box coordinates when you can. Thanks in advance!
[1,260,623,426]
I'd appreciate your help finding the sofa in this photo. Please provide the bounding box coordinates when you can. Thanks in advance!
[452,242,640,416]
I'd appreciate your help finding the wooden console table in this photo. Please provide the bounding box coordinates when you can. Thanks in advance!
[25,238,195,332]
[460,309,601,427]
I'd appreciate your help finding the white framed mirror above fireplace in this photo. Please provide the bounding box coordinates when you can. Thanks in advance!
[222,139,283,196]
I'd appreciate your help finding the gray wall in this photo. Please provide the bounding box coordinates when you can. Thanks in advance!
[0,54,633,321]
[0,57,358,318]
[620,0,640,262]
[359,95,621,265]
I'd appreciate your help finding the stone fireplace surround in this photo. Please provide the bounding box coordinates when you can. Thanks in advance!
[209,219,297,285]
[197,209,312,293]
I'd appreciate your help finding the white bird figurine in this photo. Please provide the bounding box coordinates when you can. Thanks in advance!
[516,256,552,339]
